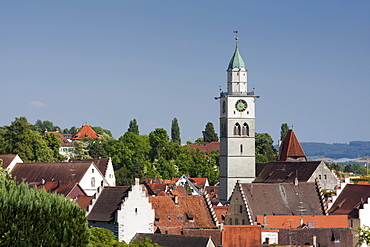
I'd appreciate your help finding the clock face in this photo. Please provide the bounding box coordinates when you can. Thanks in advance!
[235,99,247,112]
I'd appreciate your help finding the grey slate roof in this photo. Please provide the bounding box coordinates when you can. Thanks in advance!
[254,161,322,183]
[10,161,93,183]
[133,233,214,247]
[240,182,325,220]
[88,186,130,222]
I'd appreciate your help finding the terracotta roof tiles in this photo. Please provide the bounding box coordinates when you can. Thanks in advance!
[71,125,102,140]
[278,130,307,161]
[188,142,220,153]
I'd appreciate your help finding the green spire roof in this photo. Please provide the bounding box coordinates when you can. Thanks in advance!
[228,43,246,70]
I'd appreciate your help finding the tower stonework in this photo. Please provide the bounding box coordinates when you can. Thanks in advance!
[219,41,256,203]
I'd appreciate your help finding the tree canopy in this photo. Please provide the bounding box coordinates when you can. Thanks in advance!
[171,118,181,144]
[0,117,56,162]
[128,119,139,135]
[0,170,90,246]
[202,122,218,143]
[280,123,289,141]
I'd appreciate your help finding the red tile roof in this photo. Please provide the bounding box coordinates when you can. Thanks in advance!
[75,195,94,211]
[188,142,220,153]
[213,206,228,224]
[256,215,348,229]
[278,130,307,161]
[71,125,102,140]
[222,225,262,247]
[149,195,217,234]
[0,154,18,169]
[29,181,85,198]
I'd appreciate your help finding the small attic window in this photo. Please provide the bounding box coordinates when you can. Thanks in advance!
[177,216,184,221]
[167,216,172,221]
[155,217,159,222]
[92,169,94,173]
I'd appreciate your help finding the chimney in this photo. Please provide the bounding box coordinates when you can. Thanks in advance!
[300,218,304,226]
[135,178,139,186]
[294,177,299,186]
[263,214,267,226]
[173,195,179,205]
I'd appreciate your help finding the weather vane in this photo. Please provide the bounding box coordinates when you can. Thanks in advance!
[233,30,239,40]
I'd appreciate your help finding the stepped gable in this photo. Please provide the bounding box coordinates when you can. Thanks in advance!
[0,154,18,169]
[69,158,109,176]
[71,124,102,140]
[88,186,130,222]
[10,161,93,183]
[328,183,370,218]
[240,182,324,221]
[278,129,307,161]
[149,195,216,234]
[44,131,73,147]
[254,161,321,183]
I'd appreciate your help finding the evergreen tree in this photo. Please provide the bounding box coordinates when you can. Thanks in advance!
[202,122,218,143]
[128,119,139,135]
[171,118,181,144]
[280,123,289,141]
[0,171,90,246]
[255,132,277,162]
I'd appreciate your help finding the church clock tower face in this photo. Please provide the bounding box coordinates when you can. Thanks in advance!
[219,36,256,203]
[235,99,247,112]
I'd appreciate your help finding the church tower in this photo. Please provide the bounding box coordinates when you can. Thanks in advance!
[219,37,256,203]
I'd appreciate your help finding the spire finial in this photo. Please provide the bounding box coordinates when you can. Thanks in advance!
[233,30,239,41]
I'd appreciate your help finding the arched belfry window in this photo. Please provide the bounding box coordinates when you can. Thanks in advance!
[242,123,249,136]
[234,123,241,136]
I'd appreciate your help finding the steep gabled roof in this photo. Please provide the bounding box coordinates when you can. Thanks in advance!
[133,233,215,247]
[239,182,324,221]
[71,125,102,140]
[69,158,109,176]
[149,195,216,234]
[278,129,307,161]
[0,154,19,169]
[254,161,322,183]
[75,195,94,212]
[88,186,130,222]
[10,161,93,183]
[328,184,370,218]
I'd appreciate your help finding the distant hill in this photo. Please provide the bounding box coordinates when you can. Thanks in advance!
[300,141,370,160]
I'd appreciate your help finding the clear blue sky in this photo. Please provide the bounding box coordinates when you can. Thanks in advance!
[1,1,369,144]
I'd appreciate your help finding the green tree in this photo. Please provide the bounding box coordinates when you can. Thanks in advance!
[85,138,108,159]
[90,227,127,247]
[43,132,66,161]
[0,117,54,162]
[171,118,181,144]
[130,236,161,247]
[91,126,114,140]
[149,128,169,160]
[353,225,370,247]
[280,123,289,141]
[202,122,218,143]
[255,132,277,163]
[0,177,90,246]
[72,141,92,159]
[128,119,139,135]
